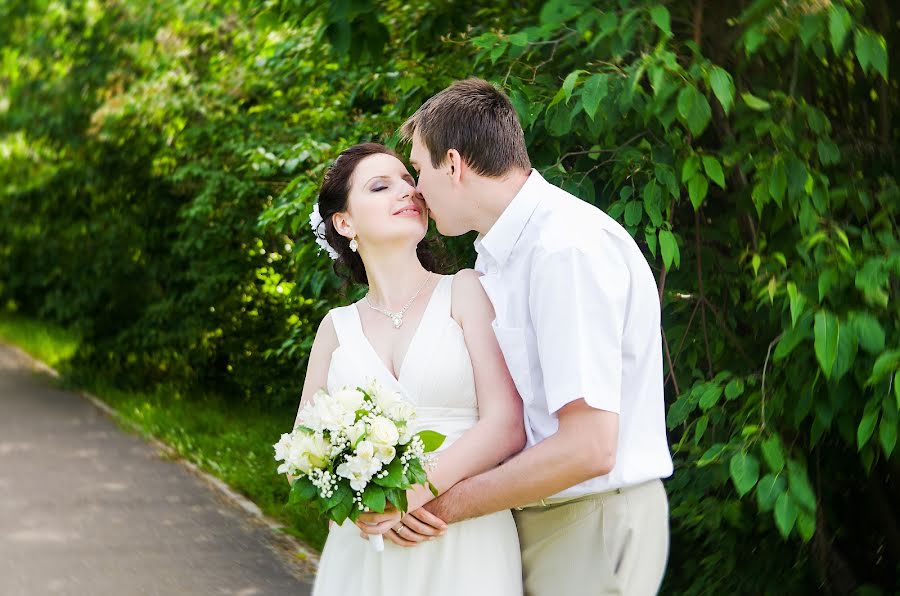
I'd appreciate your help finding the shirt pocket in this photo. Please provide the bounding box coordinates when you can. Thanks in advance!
[491,322,533,404]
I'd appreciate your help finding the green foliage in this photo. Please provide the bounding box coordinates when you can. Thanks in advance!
[1,0,898,592]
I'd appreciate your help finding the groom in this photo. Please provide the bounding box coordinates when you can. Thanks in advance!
[394,78,674,595]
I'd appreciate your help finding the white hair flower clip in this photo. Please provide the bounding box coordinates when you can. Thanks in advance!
[309,203,340,260]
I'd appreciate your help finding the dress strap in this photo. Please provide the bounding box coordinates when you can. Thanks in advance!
[431,274,454,319]
[328,306,358,347]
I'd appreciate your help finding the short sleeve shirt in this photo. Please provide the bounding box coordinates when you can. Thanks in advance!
[474,170,673,497]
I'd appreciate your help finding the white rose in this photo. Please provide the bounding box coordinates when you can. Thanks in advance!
[355,440,375,460]
[345,420,367,445]
[304,433,331,468]
[374,444,396,465]
[273,432,292,462]
[370,382,403,413]
[316,397,356,432]
[368,415,400,448]
[385,400,416,423]
[336,451,382,492]
[333,388,365,413]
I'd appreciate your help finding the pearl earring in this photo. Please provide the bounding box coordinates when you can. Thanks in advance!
[349,237,359,252]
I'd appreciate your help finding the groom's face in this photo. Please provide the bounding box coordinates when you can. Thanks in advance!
[409,134,468,237]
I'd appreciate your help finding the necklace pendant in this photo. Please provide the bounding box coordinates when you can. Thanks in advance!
[391,315,403,328]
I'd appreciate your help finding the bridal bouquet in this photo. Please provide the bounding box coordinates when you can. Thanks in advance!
[274,381,445,551]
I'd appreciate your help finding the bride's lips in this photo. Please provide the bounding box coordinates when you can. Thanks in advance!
[392,205,422,217]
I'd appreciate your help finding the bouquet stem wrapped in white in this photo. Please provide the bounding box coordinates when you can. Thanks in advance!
[274,381,445,551]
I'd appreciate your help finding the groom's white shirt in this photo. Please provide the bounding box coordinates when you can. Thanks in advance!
[474,169,673,498]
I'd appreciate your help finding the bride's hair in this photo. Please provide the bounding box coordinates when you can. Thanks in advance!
[316,142,445,286]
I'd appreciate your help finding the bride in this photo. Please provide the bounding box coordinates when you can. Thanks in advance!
[290,142,525,595]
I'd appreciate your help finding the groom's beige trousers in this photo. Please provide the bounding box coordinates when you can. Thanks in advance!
[512,479,669,596]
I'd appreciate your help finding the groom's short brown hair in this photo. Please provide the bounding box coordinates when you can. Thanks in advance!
[400,78,531,177]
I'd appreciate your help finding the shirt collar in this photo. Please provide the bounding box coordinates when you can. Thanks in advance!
[474,169,545,268]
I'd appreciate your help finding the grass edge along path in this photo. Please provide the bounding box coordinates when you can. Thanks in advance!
[0,311,330,555]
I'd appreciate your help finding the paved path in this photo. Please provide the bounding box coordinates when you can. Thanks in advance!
[0,343,314,595]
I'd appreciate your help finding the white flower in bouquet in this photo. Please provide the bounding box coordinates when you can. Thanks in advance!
[370,382,405,414]
[336,440,383,491]
[333,387,366,413]
[368,415,400,448]
[274,380,446,553]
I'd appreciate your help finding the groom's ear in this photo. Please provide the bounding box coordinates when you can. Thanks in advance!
[446,149,463,183]
[332,212,355,239]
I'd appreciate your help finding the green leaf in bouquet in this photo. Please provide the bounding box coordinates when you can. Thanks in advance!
[294,425,315,434]
[385,487,409,513]
[329,497,354,525]
[374,458,405,488]
[324,482,352,510]
[406,458,428,486]
[289,475,318,504]
[363,484,386,513]
[428,481,439,497]
[416,430,446,452]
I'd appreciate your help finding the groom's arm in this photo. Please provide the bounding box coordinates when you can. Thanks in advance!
[407,244,628,529]
[420,400,617,523]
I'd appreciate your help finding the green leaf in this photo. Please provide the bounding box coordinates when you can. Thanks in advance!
[868,350,900,385]
[787,460,816,513]
[666,396,696,427]
[756,473,786,512]
[725,378,744,401]
[329,495,354,525]
[814,311,840,379]
[702,155,725,188]
[561,69,585,102]
[642,180,663,226]
[774,492,798,538]
[729,452,760,497]
[851,312,885,354]
[796,511,816,542]
[769,159,787,205]
[405,458,428,486]
[582,73,609,121]
[699,384,723,411]
[681,154,701,183]
[415,430,446,452]
[362,484,386,513]
[787,282,807,329]
[384,486,408,513]
[697,443,727,466]
[741,92,771,111]
[658,230,679,270]
[761,436,786,473]
[828,4,851,54]
[896,371,900,411]
[857,399,880,450]
[289,476,319,504]
[677,84,711,136]
[708,66,735,114]
[831,321,857,382]
[688,175,708,211]
[624,201,642,226]
[693,415,709,445]
[817,139,841,165]
[649,6,671,35]
[374,458,405,488]
[878,414,897,458]
[323,482,352,511]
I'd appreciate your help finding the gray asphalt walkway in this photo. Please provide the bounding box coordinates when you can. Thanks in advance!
[0,343,313,595]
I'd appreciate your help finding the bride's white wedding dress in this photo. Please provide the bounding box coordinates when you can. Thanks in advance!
[312,274,522,596]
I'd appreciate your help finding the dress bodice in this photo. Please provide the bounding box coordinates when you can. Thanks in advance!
[326,274,478,446]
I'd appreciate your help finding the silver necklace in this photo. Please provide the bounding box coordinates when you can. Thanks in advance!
[365,273,432,329]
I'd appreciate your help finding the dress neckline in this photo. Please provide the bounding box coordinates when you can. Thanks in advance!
[350,274,448,385]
